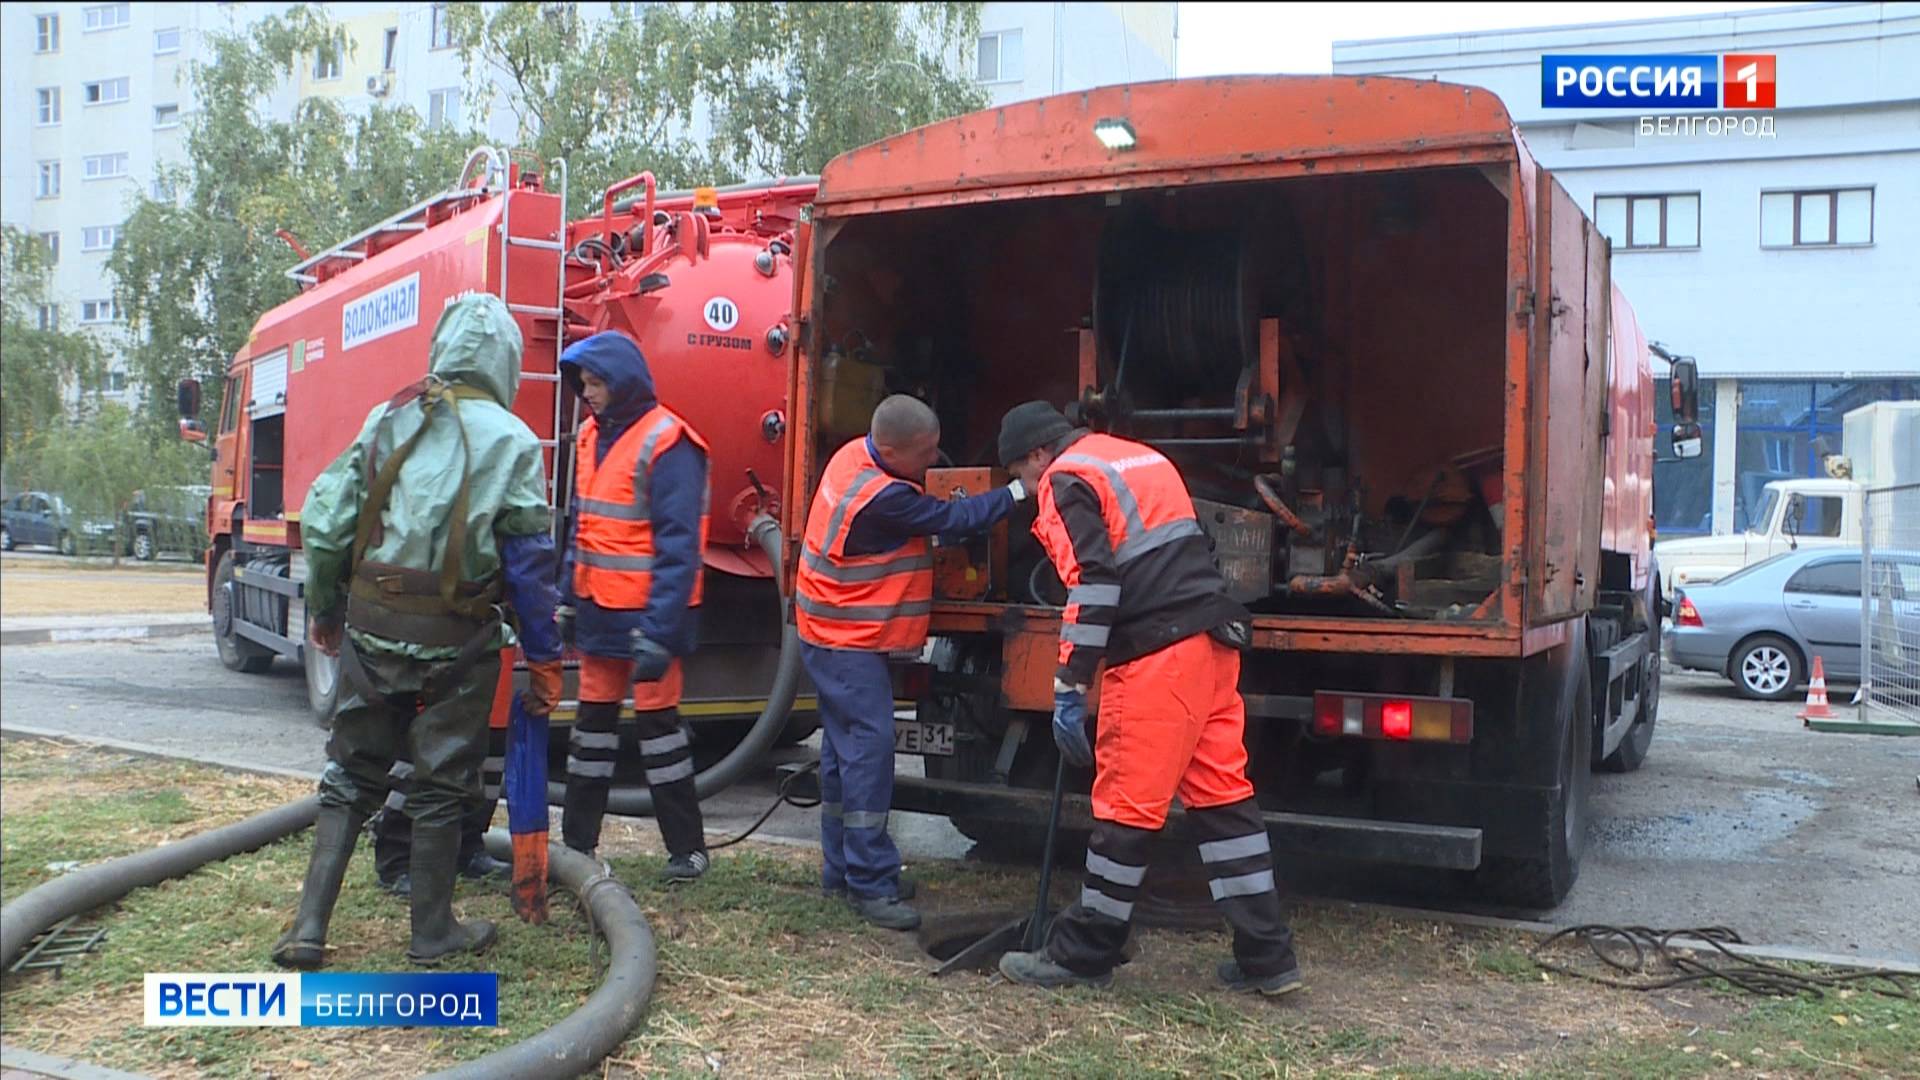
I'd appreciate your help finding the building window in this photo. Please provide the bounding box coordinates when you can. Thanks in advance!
[38,304,59,331]
[37,160,61,198]
[313,37,343,80]
[83,152,130,180]
[1654,378,1716,535]
[83,3,130,32]
[81,225,121,252]
[1761,188,1873,248]
[80,299,125,323]
[37,232,60,265]
[83,77,131,105]
[382,27,398,70]
[1732,379,1920,530]
[37,87,61,125]
[36,13,60,51]
[1594,193,1699,250]
[429,87,462,129]
[151,176,176,201]
[977,28,1023,83]
[431,3,453,49]
[155,103,180,128]
[155,26,181,53]
[107,370,130,393]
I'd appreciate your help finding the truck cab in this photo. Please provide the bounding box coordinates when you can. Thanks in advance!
[1656,478,1861,595]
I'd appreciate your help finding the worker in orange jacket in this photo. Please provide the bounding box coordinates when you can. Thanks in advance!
[795,395,1028,930]
[993,401,1301,996]
[556,331,711,882]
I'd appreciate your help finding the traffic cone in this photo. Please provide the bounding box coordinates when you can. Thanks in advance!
[1798,656,1837,723]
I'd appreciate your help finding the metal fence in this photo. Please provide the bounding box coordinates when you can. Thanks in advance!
[1860,483,1920,731]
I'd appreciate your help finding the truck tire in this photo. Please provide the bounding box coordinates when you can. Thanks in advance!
[212,550,275,674]
[133,529,156,561]
[1477,630,1592,908]
[1731,634,1802,701]
[302,612,340,728]
[1,526,13,551]
[58,531,76,557]
[923,693,1067,862]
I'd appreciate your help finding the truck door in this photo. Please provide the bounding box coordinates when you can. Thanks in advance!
[1529,175,1602,621]
[1783,555,1863,678]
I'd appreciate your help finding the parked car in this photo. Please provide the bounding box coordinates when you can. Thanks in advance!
[125,485,211,561]
[2,491,80,555]
[1666,547,1919,700]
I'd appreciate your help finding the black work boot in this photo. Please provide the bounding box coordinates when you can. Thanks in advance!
[460,850,512,881]
[999,949,1114,990]
[848,894,922,931]
[406,820,497,966]
[271,806,366,970]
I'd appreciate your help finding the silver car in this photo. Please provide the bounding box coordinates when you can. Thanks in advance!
[1666,547,1918,701]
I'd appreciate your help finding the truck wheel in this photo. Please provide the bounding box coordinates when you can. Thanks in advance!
[134,530,156,561]
[212,550,275,674]
[1477,631,1592,908]
[58,531,76,556]
[1,526,12,551]
[924,695,1073,862]
[1731,634,1801,701]
[303,613,340,728]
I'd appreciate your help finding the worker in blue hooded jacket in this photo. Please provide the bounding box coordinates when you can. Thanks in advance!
[556,330,712,881]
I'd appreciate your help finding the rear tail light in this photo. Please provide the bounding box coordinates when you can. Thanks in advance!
[1676,595,1703,628]
[1312,691,1472,743]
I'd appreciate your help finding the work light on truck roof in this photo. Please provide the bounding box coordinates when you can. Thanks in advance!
[1092,117,1137,150]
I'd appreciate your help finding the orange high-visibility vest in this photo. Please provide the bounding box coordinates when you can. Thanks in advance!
[794,439,934,652]
[1032,432,1204,665]
[572,405,711,611]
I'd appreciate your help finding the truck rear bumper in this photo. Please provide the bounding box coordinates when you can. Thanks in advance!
[780,766,1483,871]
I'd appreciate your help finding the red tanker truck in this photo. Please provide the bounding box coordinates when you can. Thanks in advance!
[780,75,1703,906]
[179,148,819,780]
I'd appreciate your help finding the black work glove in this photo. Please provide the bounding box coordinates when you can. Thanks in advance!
[630,630,671,682]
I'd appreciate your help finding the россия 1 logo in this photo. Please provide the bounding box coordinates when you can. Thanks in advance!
[1541,53,1775,109]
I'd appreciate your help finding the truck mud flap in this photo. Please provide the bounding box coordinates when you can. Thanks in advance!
[780,767,1482,871]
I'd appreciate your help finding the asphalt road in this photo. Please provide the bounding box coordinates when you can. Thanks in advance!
[4,634,1917,964]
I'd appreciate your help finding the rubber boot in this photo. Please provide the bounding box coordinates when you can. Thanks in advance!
[406,820,497,965]
[271,806,365,970]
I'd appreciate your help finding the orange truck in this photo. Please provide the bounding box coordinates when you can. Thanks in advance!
[783,76,1701,905]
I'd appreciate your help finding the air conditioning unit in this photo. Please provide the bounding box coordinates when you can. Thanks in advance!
[366,73,392,96]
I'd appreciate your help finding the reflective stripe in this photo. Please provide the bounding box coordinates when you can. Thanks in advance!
[383,790,407,811]
[817,467,884,555]
[1062,622,1110,647]
[483,786,501,800]
[1115,518,1204,565]
[570,729,620,751]
[1198,832,1272,865]
[628,414,679,519]
[387,761,415,781]
[821,801,843,820]
[1085,851,1147,887]
[638,730,689,757]
[802,547,933,583]
[1081,886,1134,921]
[1060,452,1149,537]
[842,810,889,829]
[576,496,646,521]
[578,550,654,572]
[646,758,696,785]
[1068,583,1122,607]
[567,756,615,779]
[482,756,505,773]
[1208,869,1277,901]
[794,595,933,623]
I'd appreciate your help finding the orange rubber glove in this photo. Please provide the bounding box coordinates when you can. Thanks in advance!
[521,659,564,717]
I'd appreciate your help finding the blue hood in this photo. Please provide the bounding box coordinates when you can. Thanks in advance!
[560,331,657,463]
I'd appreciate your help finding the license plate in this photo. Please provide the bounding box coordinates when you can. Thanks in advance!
[894,720,955,756]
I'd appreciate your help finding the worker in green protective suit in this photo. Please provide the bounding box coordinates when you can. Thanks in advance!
[273,294,566,969]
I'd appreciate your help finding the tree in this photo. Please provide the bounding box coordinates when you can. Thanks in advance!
[32,404,204,566]
[110,6,476,435]
[448,2,986,212]
[1,226,106,484]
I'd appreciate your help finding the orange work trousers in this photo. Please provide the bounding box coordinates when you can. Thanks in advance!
[1091,632,1254,830]
[578,655,685,710]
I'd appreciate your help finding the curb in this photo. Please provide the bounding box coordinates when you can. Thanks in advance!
[0,621,204,647]
[0,1046,152,1080]
[0,725,321,785]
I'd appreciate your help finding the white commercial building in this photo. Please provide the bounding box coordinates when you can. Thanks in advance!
[1334,2,1920,537]
[2,1,1175,409]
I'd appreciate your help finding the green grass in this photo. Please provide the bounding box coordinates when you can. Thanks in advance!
[7,741,1917,1079]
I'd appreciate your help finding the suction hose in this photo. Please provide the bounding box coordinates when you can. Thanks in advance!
[1,796,320,968]
[549,513,802,816]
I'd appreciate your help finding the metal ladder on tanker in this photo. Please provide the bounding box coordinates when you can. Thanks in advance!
[479,148,572,509]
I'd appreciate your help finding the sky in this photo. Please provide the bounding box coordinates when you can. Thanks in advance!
[1177,2,1810,76]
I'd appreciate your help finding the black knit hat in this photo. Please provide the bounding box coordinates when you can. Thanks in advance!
[998,401,1074,467]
